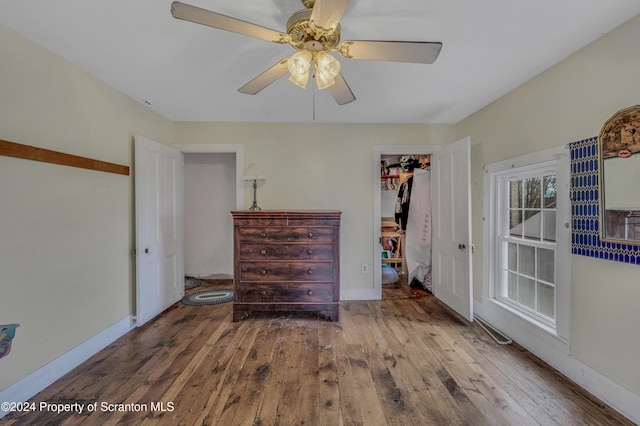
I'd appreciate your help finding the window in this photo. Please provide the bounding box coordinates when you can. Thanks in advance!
[484,147,570,339]
[500,169,557,327]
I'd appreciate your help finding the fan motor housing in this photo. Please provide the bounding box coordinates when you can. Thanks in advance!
[286,8,341,50]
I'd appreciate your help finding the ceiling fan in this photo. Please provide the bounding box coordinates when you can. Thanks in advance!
[171,0,442,105]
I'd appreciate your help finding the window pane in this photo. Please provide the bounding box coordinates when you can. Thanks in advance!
[537,248,555,284]
[510,180,522,208]
[518,276,535,309]
[518,245,535,277]
[523,177,541,209]
[543,175,557,208]
[508,272,518,300]
[523,210,541,240]
[543,211,556,242]
[508,243,517,271]
[509,210,522,237]
[537,283,555,319]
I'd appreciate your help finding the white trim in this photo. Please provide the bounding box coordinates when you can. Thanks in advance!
[173,144,245,210]
[483,144,571,344]
[372,144,440,300]
[0,316,134,419]
[341,288,379,301]
[474,299,640,424]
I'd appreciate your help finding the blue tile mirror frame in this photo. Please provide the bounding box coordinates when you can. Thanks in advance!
[569,137,639,264]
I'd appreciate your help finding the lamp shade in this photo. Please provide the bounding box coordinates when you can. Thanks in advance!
[243,163,266,181]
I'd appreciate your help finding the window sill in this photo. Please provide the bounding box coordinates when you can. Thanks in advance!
[479,296,568,350]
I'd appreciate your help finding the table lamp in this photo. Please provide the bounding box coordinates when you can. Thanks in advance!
[243,163,266,211]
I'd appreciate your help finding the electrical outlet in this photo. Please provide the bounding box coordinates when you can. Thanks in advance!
[361,263,369,274]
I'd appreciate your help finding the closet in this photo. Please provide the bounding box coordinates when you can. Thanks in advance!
[380,155,432,291]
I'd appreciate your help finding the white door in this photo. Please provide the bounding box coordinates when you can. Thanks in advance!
[431,137,473,322]
[135,135,184,327]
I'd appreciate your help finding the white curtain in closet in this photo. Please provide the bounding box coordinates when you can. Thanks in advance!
[405,169,432,289]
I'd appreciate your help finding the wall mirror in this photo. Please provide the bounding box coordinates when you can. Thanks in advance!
[599,105,640,243]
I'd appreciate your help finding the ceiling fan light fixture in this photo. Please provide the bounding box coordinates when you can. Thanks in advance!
[315,51,340,81]
[315,73,335,90]
[287,50,312,77]
[289,70,310,89]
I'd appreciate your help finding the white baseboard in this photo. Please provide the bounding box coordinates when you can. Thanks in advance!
[474,300,640,424]
[0,315,134,419]
[340,288,379,301]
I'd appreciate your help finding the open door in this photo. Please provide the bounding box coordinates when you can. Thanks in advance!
[431,137,473,322]
[135,136,184,327]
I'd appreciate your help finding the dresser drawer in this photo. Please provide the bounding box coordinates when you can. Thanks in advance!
[238,226,334,243]
[239,243,334,261]
[240,262,333,282]
[239,283,334,303]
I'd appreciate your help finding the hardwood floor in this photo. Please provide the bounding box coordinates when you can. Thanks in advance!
[1,279,632,426]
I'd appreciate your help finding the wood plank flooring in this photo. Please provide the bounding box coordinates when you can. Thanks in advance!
[1,279,632,425]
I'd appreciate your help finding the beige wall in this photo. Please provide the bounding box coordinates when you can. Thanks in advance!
[457,13,640,396]
[0,23,172,389]
[173,122,456,296]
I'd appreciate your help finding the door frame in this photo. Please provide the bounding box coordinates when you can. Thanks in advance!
[372,145,440,300]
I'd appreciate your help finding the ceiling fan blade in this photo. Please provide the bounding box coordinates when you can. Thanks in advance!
[238,59,290,95]
[310,0,350,34]
[171,1,288,44]
[328,73,355,105]
[338,40,442,64]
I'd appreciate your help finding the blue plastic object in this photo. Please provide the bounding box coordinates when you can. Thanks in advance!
[0,324,20,359]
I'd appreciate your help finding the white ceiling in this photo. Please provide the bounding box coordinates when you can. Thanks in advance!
[2,0,640,124]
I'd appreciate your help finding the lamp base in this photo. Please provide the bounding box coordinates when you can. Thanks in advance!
[249,179,261,211]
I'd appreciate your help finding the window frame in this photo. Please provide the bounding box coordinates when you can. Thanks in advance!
[495,165,558,329]
[483,146,571,343]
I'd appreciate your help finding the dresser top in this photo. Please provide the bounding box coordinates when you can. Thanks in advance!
[232,210,341,218]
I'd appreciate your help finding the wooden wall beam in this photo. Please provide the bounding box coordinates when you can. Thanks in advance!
[0,139,129,175]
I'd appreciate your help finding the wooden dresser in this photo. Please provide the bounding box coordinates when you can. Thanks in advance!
[231,210,341,321]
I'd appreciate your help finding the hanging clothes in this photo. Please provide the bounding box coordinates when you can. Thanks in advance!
[395,176,413,231]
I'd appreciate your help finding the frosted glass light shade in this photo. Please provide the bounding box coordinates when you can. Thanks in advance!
[289,71,310,89]
[315,73,335,90]
[315,51,340,80]
[287,51,312,76]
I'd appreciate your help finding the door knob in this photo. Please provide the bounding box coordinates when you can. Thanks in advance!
[144,248,150,254]
[458,243,466,250]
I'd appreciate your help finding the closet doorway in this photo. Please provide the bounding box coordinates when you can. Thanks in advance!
[180,144,244,279]
[373,145,439,300]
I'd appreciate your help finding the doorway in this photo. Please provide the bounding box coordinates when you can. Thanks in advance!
[373,145,439,300]
[179,144,244,279]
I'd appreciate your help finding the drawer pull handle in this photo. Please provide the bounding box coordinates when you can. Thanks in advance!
[307,249,313,255]
[307,232,314,239]
[260,269,268,275]
[307,290,313,296]
[260,249,267,255]
[261,290,268,296]
[260,232,267,238]
[307,269,313,275]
